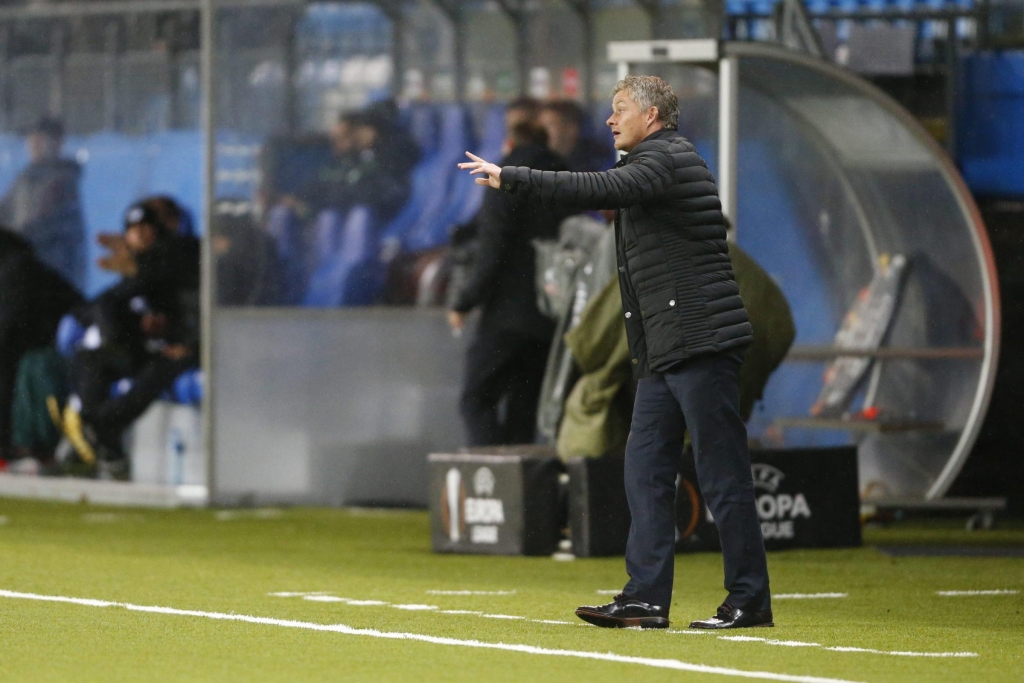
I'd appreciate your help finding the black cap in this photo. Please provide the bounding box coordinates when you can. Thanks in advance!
[30,116,64,139]
[123,202,162,231]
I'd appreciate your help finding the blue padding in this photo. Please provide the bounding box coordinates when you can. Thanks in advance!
[265,204,309,304]
[404,103,442,157]
[450,104,506,227]
[171,369,203,405]
[109,369,202,405]
[400,104,477,252]
[56,314,86,359]
[700,138,846,447]
[957,51,1024,197]
[303,206,382,307]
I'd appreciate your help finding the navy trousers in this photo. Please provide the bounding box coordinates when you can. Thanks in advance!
[622,349,771,612]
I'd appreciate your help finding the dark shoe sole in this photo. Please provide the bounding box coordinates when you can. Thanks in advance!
[575,609,669,630]
[688,620,774,630]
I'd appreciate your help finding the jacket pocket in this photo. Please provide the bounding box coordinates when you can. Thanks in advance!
[639,287,684,362]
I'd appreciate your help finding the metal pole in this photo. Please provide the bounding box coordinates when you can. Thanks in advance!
[388,6,406,99]
[496,0,529,97]
[103,21,118,131]
[50,23,66,118]
[945,21,958,157]
[452,11,466,102]
[283,9,299,132]
[0,26,9,131]
[514,12,529,97]
[718,54,739,236]
[200,0,217,504]
[565,0,595,104]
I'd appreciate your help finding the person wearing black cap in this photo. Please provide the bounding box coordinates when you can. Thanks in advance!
[0,116,86,290]
[53,200,199,476]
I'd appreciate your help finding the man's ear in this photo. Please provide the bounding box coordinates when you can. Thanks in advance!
[648,107,659,126]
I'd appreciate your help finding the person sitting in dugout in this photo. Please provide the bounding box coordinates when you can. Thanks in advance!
[53,200,199,478]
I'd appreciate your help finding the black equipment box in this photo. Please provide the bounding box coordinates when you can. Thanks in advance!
[571,447,862,556]
[428,452,563,556]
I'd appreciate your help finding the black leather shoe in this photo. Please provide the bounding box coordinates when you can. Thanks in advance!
[575,594,669,629]
[689,603,773,629]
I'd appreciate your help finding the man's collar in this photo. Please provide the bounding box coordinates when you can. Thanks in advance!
[622,128,677,160]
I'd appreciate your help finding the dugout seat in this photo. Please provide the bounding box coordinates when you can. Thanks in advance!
[303,205,382,306]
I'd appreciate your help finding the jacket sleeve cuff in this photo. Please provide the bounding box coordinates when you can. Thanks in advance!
[499,166,520,194]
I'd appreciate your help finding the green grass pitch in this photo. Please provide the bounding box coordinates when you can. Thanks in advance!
[0,498,1021,682]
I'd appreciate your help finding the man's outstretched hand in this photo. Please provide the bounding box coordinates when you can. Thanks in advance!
[458,152,501,189]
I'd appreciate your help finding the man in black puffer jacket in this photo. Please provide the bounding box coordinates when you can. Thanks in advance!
[459,76,771,630]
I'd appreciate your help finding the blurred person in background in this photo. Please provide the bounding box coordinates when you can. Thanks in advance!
[54,200,199,478]
[447,122,569,446]
[0,228,81,465]
[0,116,87,290]
[539,100,614,172]
[501,97,542,155]
[290,103,420,223]
[213,200,283,306]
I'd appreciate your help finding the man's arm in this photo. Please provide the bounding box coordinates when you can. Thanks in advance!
[460,150,675,210]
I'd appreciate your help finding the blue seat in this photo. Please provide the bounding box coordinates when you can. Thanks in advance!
[109,368,203,405]
[56,314,87,359]
[265,204,309,304]
[303,205,382,306]
[401,104,477,252]
[449,103,506,227]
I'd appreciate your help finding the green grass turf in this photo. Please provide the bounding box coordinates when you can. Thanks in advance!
[0,499,1021,683]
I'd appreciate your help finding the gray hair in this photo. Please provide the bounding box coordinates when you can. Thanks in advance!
[612,75,679,131]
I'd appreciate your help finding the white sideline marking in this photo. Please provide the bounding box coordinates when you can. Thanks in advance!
[268,592,330,598]
[824,647,977,658]
[392,604,438,611]
[596,590,621,595]
[0,589,868,683]
[346,600,388,606]
[439,610,483,615]
[774,593,848,600]
[718,635,977,658]
[303,596,348,603]
[427,590,517,596]
[936,590,1019,597]
[214,509,283,521]
[480,614,525,620]
[82,513,125,523]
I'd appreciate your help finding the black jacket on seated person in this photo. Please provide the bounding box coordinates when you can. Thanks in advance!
[451,143,569,339]
[0,229,81,455]
[499,129,753,378]
[91,233,201,356]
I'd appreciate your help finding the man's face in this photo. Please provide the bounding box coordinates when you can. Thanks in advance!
[504,106,535,136]
[330,121,353,156]
[27,132,60,162]
[606,91,656,153]
[353,124,377,152]
[538,109,578,159]
[125,223,159,254]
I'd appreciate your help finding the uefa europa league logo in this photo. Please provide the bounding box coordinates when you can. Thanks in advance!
[443,468,466,542]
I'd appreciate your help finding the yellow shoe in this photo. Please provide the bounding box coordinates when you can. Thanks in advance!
[60,405,97,466]
[46,396,63,430]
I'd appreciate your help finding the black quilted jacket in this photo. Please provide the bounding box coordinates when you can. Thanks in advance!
[500,129,752,378]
